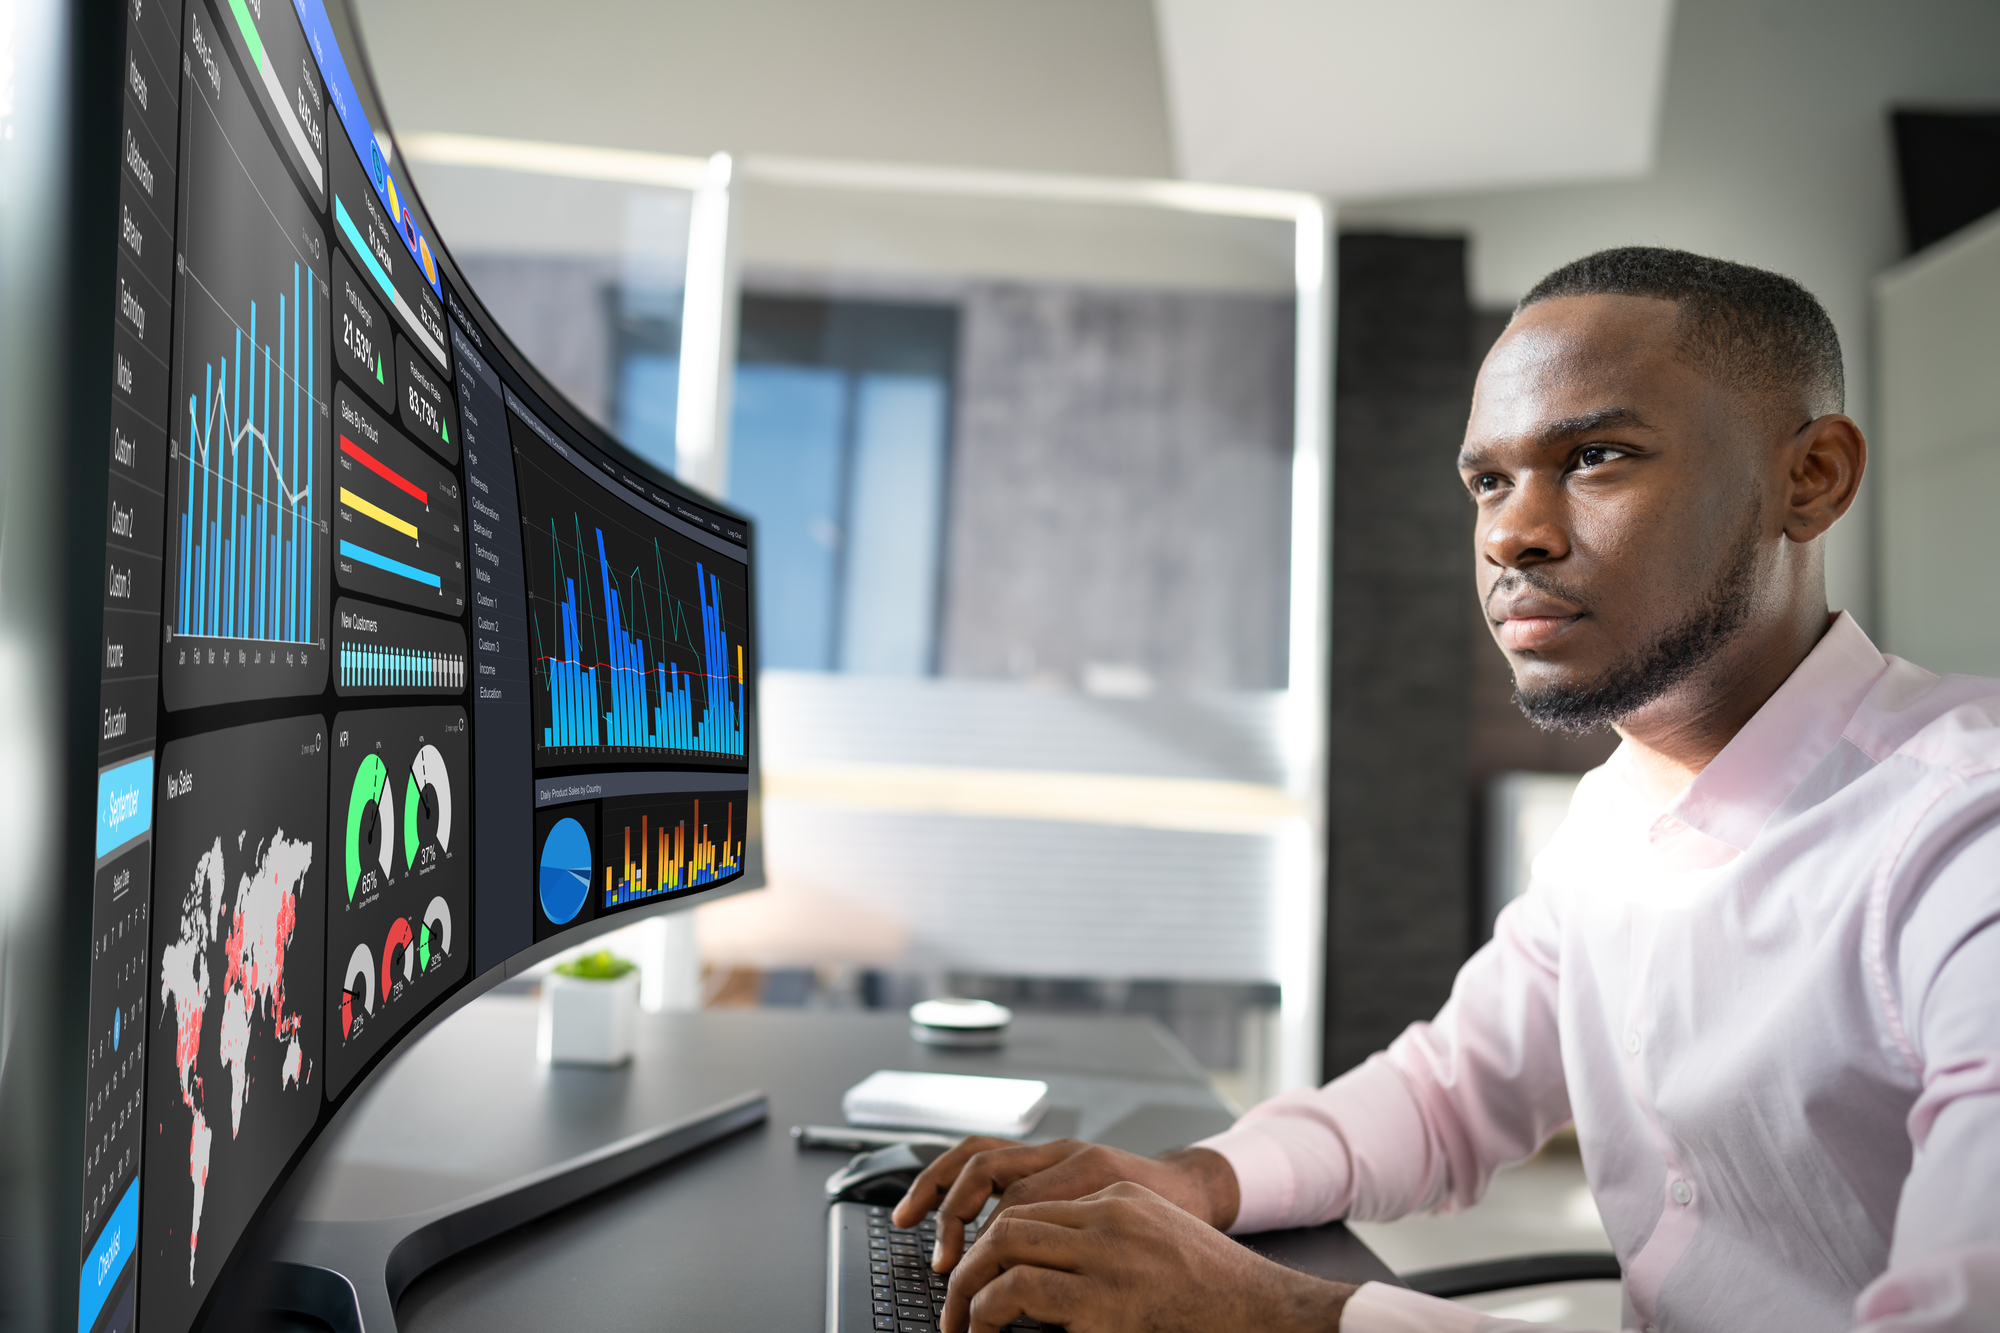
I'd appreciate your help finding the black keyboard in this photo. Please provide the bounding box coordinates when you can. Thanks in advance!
[826,1202,1064,1333]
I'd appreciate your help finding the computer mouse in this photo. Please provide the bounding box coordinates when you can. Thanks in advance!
[825,1140,949,1205]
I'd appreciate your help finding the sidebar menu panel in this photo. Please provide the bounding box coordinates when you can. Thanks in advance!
[83,3,183,1330]
[448,306,533,970]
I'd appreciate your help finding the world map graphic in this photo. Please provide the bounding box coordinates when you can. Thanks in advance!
[157,828,314,1280]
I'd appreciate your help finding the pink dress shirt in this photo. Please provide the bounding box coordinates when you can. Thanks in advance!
[1196,614,2000,1332]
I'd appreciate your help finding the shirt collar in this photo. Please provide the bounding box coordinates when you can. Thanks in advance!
[1645,611,1888,853]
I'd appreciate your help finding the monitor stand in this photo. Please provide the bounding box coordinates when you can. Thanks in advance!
[264,1088,767,1332]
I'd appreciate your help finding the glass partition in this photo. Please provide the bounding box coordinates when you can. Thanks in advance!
[401,139,1331,1102]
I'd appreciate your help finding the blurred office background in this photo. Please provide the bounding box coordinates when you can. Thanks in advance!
[355,2,2000,1321]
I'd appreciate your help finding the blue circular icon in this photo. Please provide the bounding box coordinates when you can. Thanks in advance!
[538,817,592,925]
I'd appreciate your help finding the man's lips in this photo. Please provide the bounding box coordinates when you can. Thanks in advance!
[1491,595,1585,652]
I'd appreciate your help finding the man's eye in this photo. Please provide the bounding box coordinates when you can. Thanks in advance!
[1469,474,1503,496]
[1576,446,1624,468]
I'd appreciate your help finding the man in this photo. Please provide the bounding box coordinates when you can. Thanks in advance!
[894,248,2000,1333]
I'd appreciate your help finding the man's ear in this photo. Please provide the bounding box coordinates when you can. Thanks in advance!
[1782,414,1866,543]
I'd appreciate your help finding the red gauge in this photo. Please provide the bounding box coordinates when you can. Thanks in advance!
[381,917,416,997]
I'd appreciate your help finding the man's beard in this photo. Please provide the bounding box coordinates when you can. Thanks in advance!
[1509,515,1762,735]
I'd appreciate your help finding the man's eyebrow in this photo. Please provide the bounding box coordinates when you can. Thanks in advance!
[1536,406,1654,445]
[1458,406,1656,471]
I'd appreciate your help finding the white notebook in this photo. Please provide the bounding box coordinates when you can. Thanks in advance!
[841,1070,1051,1138]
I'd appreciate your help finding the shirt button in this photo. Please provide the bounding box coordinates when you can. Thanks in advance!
[1671,1180,1693,1206]
[1624,1030,1641,1055]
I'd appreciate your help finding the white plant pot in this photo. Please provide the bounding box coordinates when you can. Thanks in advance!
[539,972,639,1066]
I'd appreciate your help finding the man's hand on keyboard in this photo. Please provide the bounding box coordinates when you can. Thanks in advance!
[936,1182,1354,1333]
[891,1137,1240,1273]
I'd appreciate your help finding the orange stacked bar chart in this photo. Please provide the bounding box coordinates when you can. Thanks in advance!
[600,793,745,909]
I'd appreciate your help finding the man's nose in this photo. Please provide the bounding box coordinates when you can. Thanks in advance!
[1480,476,1570,570]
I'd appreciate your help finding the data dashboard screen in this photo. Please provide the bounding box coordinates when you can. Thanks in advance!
[80,3,757,1330]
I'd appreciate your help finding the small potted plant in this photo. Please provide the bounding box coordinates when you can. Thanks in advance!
[539,949,640,1066]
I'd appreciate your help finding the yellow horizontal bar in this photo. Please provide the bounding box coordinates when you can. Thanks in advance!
[340,487,419,541]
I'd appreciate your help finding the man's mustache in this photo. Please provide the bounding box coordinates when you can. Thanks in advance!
[1485,567,1592,620]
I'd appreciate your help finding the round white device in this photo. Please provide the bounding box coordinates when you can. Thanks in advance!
[909,997,1013,1049]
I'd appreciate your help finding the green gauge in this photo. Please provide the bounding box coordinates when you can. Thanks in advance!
[417,895,451,971]
[344,752,393,902]
[403,742,452,871]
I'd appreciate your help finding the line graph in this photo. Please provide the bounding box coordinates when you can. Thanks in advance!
[175,267,318,645]
[511,415,751,766]
[165,4,330,708]
[536,527,745,756]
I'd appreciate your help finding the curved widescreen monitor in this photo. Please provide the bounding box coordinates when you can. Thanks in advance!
[79,2,760,1329]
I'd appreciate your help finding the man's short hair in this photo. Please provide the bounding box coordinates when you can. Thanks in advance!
[1518,246,1845,419]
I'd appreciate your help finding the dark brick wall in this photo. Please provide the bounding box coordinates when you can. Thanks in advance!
[1322,235,1478,1077]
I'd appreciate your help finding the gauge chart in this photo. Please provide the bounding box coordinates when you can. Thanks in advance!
[343,752,393,906]
[325,706,468,1096]
[404,743,452,872]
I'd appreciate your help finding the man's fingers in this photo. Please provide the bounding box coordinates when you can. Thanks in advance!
[991,1145,1124,1214]
[930,1142,1081,1270]
[940,1207,1104,1332]
[950,1211,1094,1291]
[890,1136,1018,1228]
[949,1261,1093,1333]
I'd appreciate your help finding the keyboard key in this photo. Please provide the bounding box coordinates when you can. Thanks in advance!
[874,1319,896,1331]
[898,1322,935,1333]
[875,1301,897,1316]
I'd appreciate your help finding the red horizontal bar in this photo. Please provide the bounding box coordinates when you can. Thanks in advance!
[341,435,426,505]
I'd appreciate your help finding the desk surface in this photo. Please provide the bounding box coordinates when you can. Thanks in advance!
[294,997,1395,1330]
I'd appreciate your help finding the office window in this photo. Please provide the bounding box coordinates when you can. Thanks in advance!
[610,285,684,475]
[729,296,955,675]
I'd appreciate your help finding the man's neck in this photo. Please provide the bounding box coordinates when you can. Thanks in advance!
[1613,607,1836,802]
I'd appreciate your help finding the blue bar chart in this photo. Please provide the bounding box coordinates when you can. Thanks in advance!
[163,4,329,709]
[536,527,746,758]
[338,644,463,690]
[335,599,468,698]
[511,420,751,766]
[175,269,317,646]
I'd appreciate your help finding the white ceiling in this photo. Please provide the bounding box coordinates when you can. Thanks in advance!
[1154,0,1675,200]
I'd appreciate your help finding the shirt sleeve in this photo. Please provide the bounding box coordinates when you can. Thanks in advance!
[1854,840,2000,1333]
[1339,1282,1626,1333]
[1194,882,1574,1234]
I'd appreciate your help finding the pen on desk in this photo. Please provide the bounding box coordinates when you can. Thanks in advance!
[792,1124,960,1152]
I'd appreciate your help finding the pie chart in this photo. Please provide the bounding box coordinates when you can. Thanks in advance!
[538,817,591,925]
